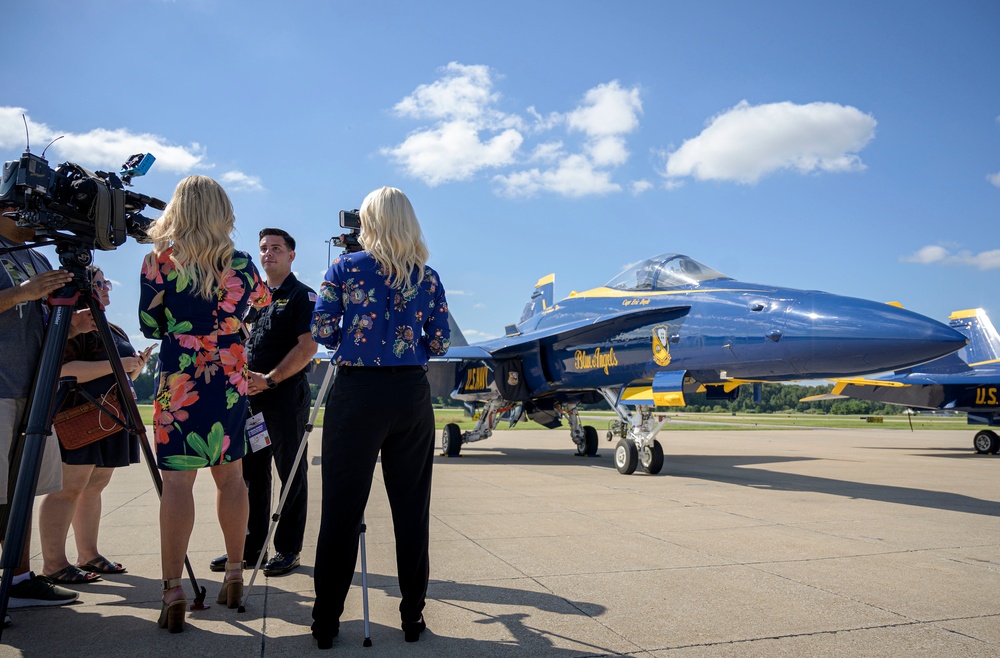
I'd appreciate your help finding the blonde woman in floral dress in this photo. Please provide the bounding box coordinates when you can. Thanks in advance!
[138,175,269,633]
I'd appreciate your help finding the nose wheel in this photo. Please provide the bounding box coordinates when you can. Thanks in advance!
[614,439,638,474]
[638,440,664,474]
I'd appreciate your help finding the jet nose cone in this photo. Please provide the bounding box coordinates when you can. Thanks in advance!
[784,293,967,377]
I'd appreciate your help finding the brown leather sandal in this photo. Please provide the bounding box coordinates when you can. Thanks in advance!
[216,561,244,609]
[158,578,186,633]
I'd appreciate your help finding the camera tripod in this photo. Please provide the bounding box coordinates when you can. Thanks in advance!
[0,239,207,637]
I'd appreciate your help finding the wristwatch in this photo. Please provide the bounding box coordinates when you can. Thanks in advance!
[265,375,277,389]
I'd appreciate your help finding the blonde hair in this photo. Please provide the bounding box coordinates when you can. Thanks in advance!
[358,187,428,289]
[144,175,235,300]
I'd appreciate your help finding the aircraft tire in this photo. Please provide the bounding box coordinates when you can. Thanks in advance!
[583,426,599,456]
[443,423,463,457]
[639,440,664,475]
[614,439,638,475]
[973,430,999,455]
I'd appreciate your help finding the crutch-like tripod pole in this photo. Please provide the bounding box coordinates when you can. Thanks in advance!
[239,359,334,610]
[239,360,374,646]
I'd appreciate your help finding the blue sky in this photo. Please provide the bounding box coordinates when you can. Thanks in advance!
[4,1,999,350]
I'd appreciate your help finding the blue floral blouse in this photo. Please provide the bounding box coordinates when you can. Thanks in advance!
[311,252,450,366]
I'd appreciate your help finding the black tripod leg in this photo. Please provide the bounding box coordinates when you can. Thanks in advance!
[240,361,337,612]
[0,300,76,638]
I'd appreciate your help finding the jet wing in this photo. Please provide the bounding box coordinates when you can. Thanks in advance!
[492,305,690,358]
[433,345,493,361]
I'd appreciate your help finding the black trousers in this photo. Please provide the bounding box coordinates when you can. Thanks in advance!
[312,366,435,626]
[244,374,311,557]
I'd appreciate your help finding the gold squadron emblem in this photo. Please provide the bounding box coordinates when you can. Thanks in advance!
[652,325,671,366]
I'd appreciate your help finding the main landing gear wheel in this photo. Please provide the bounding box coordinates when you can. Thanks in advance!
[638,440,664,475]
[442,423,462,457]
[576,425,599,456]
[614,439,638,475]
[973,429,999,455]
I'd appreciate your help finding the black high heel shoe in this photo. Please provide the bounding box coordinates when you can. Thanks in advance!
[401,615,426,643]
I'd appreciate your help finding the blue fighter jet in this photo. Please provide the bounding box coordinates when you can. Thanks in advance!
[803,308,1000,455]
[436,253,967,475]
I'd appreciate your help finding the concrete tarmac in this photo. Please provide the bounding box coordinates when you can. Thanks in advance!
[1,426,997,657]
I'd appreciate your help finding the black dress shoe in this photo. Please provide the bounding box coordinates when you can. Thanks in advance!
[263,552,300,576]
[210,550,266,572]
[401,615,426,642]
[311,620,338,650]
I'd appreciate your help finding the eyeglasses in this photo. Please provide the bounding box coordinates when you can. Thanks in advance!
[93,280,112,290]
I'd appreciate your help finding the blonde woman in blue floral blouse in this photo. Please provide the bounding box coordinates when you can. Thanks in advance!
[310,186,449,649]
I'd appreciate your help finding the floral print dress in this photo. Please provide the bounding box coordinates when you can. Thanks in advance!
[139,248,270,471]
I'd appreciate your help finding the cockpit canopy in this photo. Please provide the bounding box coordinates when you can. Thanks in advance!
[604,254,730,291]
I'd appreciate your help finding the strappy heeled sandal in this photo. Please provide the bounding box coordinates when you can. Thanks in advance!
[216,561,244,609]
[158,578,186,633]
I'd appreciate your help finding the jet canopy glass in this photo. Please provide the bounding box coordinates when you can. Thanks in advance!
[604,254,730,291]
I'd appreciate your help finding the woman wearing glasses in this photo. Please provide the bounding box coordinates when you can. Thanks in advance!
[38,266,152,585]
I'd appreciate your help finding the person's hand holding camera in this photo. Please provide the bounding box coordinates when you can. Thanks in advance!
[18,269,73,302]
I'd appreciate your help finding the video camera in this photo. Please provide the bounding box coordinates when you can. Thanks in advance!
[0,149,164,251]
[332,209,362,253]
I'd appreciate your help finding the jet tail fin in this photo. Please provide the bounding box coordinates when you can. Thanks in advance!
[448,314,469,347]
[949,308,1000,366]
[519,274,554,324]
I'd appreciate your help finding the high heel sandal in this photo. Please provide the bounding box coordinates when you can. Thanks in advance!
[158,578,186,633]
[216,561,244,609]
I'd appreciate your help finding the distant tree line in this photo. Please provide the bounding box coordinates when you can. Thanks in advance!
[679,383,900,415]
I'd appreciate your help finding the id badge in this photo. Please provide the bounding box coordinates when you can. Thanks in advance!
[246,412,271,453]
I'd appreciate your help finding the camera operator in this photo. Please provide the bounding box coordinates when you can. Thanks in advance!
[209,228,317,577]
[309,187,450,649]
[0,208,95,617]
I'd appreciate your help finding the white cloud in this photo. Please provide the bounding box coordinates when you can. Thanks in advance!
[464,328,499,340]
[902,245,1000,270]
[383,64,524,185]
[220,170,264,192]
[493,154,621,198]
[0,106,205,173]
[988,171,1000,187]
[586,136,629,167]
[0,106,263,188]
[384,120,522,186]
[565,81,642,137]
[528,141,564,163]
[383,66,642,198]
[663,100,877,184]
[393,63,518,129]
[631,179,654,195]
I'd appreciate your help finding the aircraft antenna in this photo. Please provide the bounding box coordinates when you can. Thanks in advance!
[21,114,29,151]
